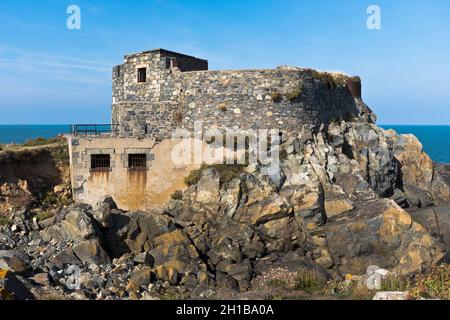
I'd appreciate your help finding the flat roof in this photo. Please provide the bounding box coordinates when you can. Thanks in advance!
[124,48,207,62]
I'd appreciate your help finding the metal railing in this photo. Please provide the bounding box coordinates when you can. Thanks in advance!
[70,124,119,136]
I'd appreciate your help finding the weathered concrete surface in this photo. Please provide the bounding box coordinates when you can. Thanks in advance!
[68,137,201,210]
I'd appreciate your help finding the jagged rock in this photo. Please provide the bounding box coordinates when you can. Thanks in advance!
[149,229,204,275]
[325,199,445,275]
[0,269,34,300]
[404,184,433,208]
[33,273,51,286]
[72,240,110,266]
[431,168,450,205]
[126,267,154,293]
[0,250,31,275]
[324,191,354,218]
[104,210,176,257]
[195,169,221,206]
[409,206,450,255]
[224,260,253,286]
[240,194,292,225]
[155,265,179,285]
[47,247,82,269]
[133,252,154,266]
[0,181,35,211]
[392,134,433,191]
[92,196,117,228]
[41,204,99,242]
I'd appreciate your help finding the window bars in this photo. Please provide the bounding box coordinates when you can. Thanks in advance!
[128,154,147,171]
[91,154,111,172]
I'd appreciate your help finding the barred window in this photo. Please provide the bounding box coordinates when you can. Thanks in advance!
[137,67,146,83]
[91,154,111,172]
[128,154,147,170]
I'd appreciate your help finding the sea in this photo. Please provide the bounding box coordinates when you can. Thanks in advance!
[0,124,449,163]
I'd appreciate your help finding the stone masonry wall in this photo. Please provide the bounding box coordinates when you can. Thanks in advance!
[111,50,372,139]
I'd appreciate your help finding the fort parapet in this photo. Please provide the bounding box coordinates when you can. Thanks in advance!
[111,49,374,139]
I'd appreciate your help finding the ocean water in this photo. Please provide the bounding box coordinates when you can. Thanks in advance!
[0,124,449,163]
[0,125,70,144]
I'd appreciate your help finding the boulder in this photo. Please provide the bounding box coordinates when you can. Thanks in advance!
[194,169,221,206]
[92,196,117,228]
[133,252,154,266]
[155,265,179,285]
[126,267,154,293]
[392,134,433,192]
[409,205,450,255]
[431,166,450,205]
[41,204,99,242]
[324,191,354,218]
[72,240,110,265]
[150,229,203,275]
[0,250,31,275]
[0,181,34,211]
[104,210,176,257]
[325,199,445,275]
[33,273,52,286]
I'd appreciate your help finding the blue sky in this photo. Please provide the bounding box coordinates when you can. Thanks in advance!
[0,0,449,124]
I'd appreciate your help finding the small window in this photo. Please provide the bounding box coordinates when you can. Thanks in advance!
[128,154,147,171]
[91,154,111,172]
[137,68,146,83]
[115,66,121,78]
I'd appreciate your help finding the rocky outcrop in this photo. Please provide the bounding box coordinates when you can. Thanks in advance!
[325,199,445,275]
[0,120,449,300]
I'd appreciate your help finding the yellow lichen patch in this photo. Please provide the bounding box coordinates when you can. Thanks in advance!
[0,269,10,279]
[325,198,354,218]
[153,229,189,247]
[380,202,412,238]
[347,221,366,233]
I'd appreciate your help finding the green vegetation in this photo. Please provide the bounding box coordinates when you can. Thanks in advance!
[293,270,327,293]
[0,216,9,226]
[23,136,62,147]
[325,278,375,300]
[309,70,347,89]
[174,111,184,124]
[50,146,70,165]
[40,190,73,208]
[380,274,413,292]
[184,163,246,186]
[286,83,304,102]
[170,190,183,200]
[270,91,283,103]
[34,211,55,222]
[0,135,69,165]
[409,264,450,300]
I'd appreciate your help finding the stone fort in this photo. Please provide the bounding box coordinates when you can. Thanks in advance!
[68,48,374,210]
